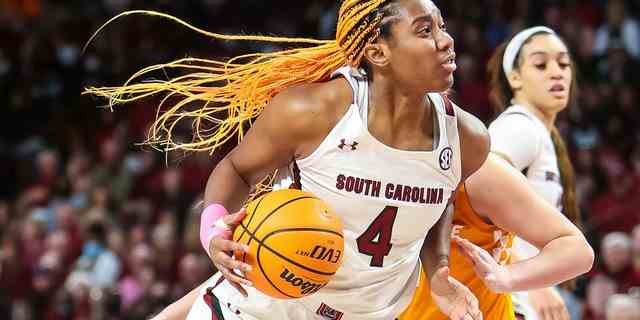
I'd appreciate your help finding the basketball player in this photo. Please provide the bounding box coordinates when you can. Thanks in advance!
[150,152,595,320]
[400,27,587,320]
[88,0,488,319]
[146,23,595,320]
[489,26,582,320]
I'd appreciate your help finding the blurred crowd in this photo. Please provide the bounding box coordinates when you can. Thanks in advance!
[0,0,639,319]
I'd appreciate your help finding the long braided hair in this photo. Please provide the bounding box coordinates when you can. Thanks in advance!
[85,1,401,155]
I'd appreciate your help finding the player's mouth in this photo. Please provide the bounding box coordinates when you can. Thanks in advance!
[441,53,457,73]
[549,83,566,98]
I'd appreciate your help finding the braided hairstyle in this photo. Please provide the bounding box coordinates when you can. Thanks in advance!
[85,1,402,154]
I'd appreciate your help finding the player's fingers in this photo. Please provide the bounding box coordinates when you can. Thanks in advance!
[467,293,479,310]
[211,237,250,254]
[537,306,552,320]
[214,251,253,275]
[461,239,489,265]
[456,244,492,278]
[476,247,498,265]
[471,308,483,320]
[434,266,450,282]
[455,238,485,264]
[559,305,570,320]
[549,308,561,320]
[218,264,253,288]
[455,239,477,263]
[449,308,464,320]
[223,208,247,226]
[431,267,455,295]
[551,303,568,320]
[225,273,249,297]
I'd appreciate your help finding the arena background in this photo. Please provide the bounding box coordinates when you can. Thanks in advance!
[0,0,639,319]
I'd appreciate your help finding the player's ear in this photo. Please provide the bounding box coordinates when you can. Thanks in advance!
[363,41,391,68]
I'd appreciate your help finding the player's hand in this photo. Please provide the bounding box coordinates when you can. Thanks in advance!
[528,287,570,320]
[430,266,483,320]
[208,208,253,297]
[453,236,511,293]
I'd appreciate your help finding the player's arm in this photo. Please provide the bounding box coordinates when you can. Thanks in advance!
[420,104,489,320]
[461,154,595,292]
[420,104,490,281]
[204,85,331,212]
[203,83,340,295]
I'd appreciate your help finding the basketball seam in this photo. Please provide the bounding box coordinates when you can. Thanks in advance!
[257,243,295,299]
[237,224,342,276]
[238,194,267,263]
[248,196,317,241]
[256,228,342,299]
[235,194,341,298]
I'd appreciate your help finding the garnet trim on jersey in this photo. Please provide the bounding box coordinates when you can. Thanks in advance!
[442,94,455,116]
[290,161,302,190]
[203,287,225,320]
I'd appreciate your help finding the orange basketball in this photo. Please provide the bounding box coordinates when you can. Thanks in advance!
[233,189,344,299]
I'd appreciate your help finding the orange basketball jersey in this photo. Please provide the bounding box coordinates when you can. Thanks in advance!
[399,185,516,320]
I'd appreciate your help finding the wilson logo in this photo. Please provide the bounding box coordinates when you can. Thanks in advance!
[280,268,326,295]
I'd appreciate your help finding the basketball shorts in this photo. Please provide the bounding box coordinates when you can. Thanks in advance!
[186,273,325,320]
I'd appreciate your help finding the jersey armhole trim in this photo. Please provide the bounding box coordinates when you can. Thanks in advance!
[441,94,455,117]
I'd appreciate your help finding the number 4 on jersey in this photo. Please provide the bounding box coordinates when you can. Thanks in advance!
[356,206,398,267]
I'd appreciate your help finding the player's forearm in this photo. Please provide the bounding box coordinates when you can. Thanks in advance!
[504,235,594,291]
[420,202,454,281]
[204,156,252,212]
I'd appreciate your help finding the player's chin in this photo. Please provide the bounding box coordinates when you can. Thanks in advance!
[545,96,569,111]
[432,75,454,93]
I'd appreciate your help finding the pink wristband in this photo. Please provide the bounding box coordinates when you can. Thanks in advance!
[200,204,231,258]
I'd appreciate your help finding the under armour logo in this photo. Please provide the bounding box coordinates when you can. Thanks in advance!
[338,139,358,150]
[439,147,453,170]
[316,303,344,320]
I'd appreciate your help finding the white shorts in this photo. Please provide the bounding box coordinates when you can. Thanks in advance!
[186,273,327,320]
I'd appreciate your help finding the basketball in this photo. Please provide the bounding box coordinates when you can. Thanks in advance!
[233,189,344,299]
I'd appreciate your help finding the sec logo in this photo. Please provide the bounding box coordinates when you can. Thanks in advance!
[439,147,453,171]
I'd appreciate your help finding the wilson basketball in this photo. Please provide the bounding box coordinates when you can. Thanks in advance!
[233,189,344,299]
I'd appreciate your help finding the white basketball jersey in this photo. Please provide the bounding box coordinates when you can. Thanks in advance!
[277,66,463,319]
[489,105,563,261]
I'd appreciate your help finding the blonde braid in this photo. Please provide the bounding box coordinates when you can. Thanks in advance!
[86,1,393,154]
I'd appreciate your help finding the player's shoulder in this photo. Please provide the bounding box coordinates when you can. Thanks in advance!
[267,77,353,124]
[256,77,354,147]
[452,102,490,180]
[454,104,487,140]
[490,110,541,132]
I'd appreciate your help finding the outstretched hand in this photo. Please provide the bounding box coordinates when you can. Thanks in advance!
[453,236,512,293]
[430,266,483,320]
